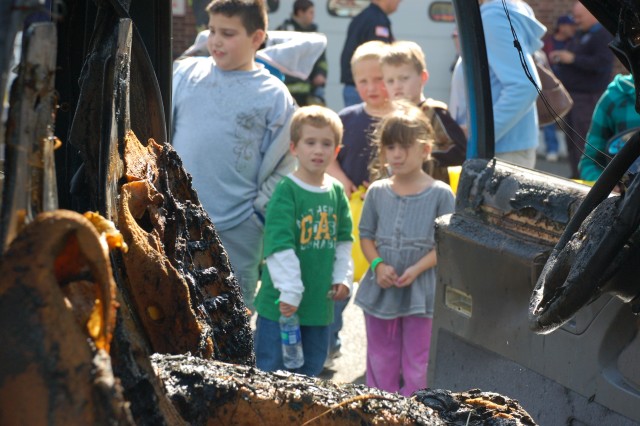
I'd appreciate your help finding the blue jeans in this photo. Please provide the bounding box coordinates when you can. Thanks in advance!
[328,296,350,355]
[254,315,329,377]
[542,123,558,154]
[342,84,362,108]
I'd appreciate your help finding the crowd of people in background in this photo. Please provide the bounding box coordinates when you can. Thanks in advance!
[540,14,576,162]
[550,1,614,179]
[172,0,631,398]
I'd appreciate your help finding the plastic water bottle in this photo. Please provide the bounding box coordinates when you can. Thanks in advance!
[280,313,304,369]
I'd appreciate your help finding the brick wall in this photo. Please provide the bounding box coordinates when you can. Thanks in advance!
[527,0,574,32]
[172,5,198,60]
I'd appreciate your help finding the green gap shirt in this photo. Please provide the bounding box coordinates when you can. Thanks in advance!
[255,175,353,326]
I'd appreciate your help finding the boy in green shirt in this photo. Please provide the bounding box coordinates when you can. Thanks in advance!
[254,106,353,377]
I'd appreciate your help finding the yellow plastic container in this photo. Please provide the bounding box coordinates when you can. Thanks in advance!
[349,186,368,282]
[572,179,595,187]
[447,166,462,194]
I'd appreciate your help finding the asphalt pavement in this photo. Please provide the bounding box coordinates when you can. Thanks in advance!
[534,130,572,178]
[534,153,571,178]
[318,283,366,384]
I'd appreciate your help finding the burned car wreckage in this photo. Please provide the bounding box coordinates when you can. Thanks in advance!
[1,0,640,424]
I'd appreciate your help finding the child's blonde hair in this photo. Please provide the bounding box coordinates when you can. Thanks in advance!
[350,40,389,72]
[380,40,427,75]
[370,100,434,179]
[290,105,343,147]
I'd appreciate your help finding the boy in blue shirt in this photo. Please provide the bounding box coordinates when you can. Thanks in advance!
[172,0,297,312]
[254,106,353,377]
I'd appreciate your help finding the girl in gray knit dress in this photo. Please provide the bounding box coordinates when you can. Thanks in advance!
[355,101,455,396]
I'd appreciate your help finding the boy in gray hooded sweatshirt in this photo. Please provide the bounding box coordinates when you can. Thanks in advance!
[172,0,296,312]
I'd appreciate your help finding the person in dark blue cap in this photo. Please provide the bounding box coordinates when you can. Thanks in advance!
[549,2,614,179]
[543,15,577,73]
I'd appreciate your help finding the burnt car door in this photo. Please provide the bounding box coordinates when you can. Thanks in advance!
[429,1,640,424]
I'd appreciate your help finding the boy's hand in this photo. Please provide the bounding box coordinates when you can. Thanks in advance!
[338,177,357,198]
[396,265,419,288]
[330,283,350,301]
[549,49,575,65]
[375,263,398,289]
[360,181,370,199]
[279,302,298,317]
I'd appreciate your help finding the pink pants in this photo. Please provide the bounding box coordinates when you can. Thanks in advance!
[364,313,433,397]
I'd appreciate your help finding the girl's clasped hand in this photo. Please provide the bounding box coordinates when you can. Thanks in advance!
[374,263,419,288]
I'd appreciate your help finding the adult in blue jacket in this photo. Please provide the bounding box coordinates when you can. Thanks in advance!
[480,0,546,168]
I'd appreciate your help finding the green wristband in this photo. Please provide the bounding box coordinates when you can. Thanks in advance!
[370,257,384,273]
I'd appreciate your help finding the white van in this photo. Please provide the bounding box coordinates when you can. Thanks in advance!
[267,1,457,111]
